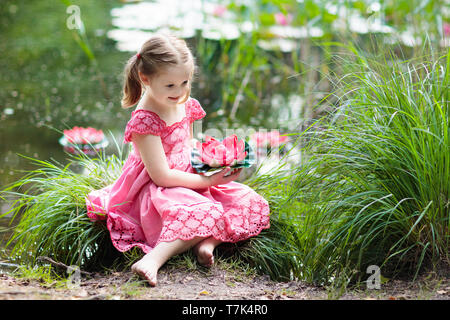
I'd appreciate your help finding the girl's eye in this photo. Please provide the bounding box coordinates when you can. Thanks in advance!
[166,84,174,88]
[182,80,188,85]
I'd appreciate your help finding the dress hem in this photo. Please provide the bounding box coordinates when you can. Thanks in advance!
[109,223,271,254]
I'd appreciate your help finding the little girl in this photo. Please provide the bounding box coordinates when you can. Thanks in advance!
[86,34,270,286]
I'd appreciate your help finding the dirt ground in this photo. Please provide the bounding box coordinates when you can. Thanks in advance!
[1,262,449,301]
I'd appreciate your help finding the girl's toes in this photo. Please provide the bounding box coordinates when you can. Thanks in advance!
[196,246,214,267]
[131,261,158,286]
[144,271,157,287]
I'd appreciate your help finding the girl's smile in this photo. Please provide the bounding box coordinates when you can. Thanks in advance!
[168,96,181,102]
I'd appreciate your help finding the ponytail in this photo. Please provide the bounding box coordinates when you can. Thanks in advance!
[121,55,142,108]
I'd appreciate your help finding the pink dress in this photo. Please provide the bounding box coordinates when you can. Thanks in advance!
[85,97,270,253]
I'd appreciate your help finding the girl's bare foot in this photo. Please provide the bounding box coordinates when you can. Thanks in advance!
[193,237,221,267]
[130,238,206,286]
[194,243,214,267]
[131,257,159,287]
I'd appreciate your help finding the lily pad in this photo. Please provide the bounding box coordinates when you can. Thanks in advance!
[59,136,109,156]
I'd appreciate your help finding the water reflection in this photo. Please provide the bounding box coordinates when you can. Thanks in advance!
[107,0,439,53]
[108,0,244,52]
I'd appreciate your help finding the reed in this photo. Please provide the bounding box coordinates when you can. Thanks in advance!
[241,44,449,285]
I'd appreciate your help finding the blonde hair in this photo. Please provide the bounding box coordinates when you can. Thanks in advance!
[121,34,195,108]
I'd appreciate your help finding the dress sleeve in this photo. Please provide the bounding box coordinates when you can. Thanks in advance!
[123,111,165,143]
[188,98,206,122]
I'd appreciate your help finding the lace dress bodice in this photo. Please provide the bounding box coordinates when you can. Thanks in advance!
[123,98,206,170]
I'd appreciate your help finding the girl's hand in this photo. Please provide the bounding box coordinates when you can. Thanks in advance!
[207,167,242,186]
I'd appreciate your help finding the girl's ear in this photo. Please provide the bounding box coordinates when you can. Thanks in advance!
[138,71,150,86]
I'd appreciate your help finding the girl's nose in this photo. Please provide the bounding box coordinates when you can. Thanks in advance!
[176,86,186,96]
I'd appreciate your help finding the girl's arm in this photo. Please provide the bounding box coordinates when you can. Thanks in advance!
[133,133,241,189]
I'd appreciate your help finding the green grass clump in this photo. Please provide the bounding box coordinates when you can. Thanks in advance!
[316,48,449,280]
[0,146,127,271]
[243,46,449,286]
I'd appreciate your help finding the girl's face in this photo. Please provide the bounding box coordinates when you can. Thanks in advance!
[147,62,193,107]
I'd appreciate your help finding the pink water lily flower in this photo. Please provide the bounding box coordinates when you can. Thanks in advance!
[444,23,450,37]
[274,12,293,26]
[197,135,247,167]
[251,130,289,148]
[64,126,104,144]
[213,5,227,17]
